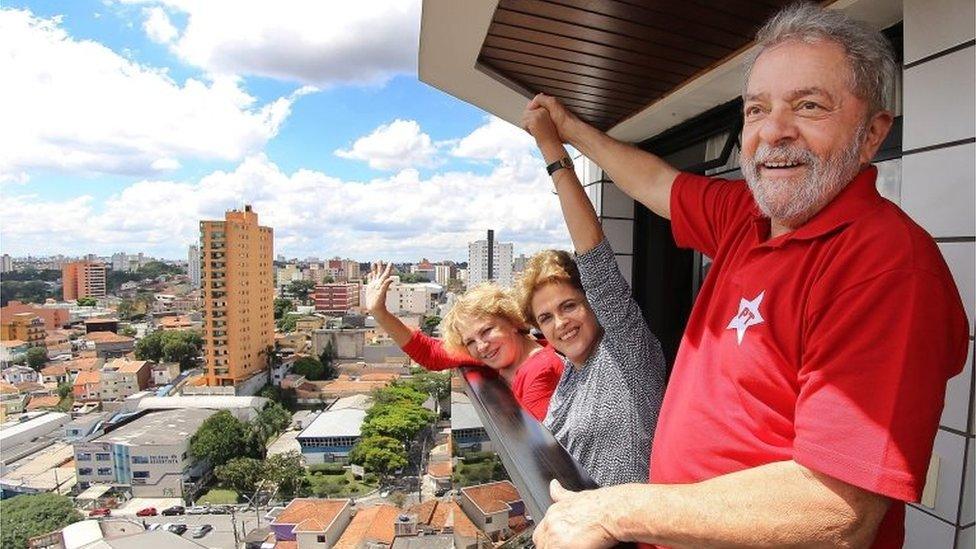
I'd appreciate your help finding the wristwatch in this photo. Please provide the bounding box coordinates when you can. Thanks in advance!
[546,157,573,176]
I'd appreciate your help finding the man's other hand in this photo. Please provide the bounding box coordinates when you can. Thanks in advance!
[532,480,620,549]
[526,93,580,143]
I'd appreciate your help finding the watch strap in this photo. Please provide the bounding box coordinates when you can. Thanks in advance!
[546,157,573,176]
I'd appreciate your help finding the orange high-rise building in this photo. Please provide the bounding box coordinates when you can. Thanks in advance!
[62,261,107,301]
[201,205,274,387]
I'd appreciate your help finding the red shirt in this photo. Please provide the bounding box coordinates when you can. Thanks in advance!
[401,330,564,420]
[649,167,968,548]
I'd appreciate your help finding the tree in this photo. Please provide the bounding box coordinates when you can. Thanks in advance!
[135,330,203,370]
[56,382,72,399]
[287,280,316,305]
[318,341,338,380]
[251,402,291,453]
[259,384,298,412]
[215,457,265,495]
[372,383,428,407]
[276,315,298,333]
[406,369,451,404]
[120,325,137,337]
[292,356,325,381]
[349,435,408,475]
[116,299,136,320]
[273,298,294,320]
[420,315,441,336]
[76,297,97,307]
[26,347,48,370]
[263,452,307,498]
[361,404,435,443]
[0,493,82,549]
[190,411,253,467]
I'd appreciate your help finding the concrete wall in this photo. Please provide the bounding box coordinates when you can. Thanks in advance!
[901,0,975,545]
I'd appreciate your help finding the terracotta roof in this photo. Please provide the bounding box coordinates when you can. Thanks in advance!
[273,542,297,549]
[406,500,451,530]
[74,370,101,386]
[41,364,68,376]
[14,382,48,393]
[447,502,479,539]
[160,316,192,327]
[0,339,28,348]
[359,373,399,382]
[114,360,148,374]
[26,395,61,410]
[85,332,133,344]
[65,357,100,372]
[461,481,521,515]
[0,382,19,395]
[427,460,452,479]
[273,498,348,531]
[334,504,400,549]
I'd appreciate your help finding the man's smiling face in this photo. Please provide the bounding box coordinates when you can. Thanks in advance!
[740,39,876,228]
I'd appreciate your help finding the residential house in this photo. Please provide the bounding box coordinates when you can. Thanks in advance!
[40,364,70,385]
[83,331,134,358]
[99,359,151,401]
[458,481,527,543]
[334,504,400,549]
[2,364,41,385]
[63,357,103,380]
[151,362,181,386]
[73,370,101,402]
[0,382,26,415]
[270,498,353,549]
[0,340,29,366]
[26,394,62,411]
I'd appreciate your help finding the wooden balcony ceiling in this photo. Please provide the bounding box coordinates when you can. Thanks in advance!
[477,0,795,131]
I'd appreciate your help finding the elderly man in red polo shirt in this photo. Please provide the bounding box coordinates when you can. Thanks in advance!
[524,4,969,549]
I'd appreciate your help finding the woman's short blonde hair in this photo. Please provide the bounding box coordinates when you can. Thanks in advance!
[440,283,529,355]
[515,250,583,327]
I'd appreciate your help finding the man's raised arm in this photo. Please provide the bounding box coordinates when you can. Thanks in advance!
[529,93,679,220]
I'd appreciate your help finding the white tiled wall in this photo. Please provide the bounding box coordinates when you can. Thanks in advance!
[579,157,636,287]
[903,1,976,545]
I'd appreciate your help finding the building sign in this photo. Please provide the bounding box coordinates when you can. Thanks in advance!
[149,454,179,465]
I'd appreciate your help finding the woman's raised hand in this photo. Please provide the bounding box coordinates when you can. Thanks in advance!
[364,261,395,315]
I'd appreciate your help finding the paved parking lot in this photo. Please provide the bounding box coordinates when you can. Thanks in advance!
[141,512,263,549]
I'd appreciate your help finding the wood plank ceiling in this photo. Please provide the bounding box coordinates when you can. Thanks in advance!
[478,0,797,131]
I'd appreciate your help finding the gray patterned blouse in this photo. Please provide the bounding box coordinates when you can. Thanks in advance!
[542,238,667,486]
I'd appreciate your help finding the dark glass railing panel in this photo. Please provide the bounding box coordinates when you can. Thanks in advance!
[459,366,636,549]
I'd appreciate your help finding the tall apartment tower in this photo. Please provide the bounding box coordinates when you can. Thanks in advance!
[201,205,274,388]
[467,230,514,287]
[188,245,201,289]
[62,261,107,301]
[1,254,12,273]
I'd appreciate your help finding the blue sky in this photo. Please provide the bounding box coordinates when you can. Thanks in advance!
[0,1,571,261]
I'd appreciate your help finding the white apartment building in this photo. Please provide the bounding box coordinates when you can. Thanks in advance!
[434,264,453,285]
[468,231,513,288]
[1,254,12,273]
[382,279,443,316]
[73,408,215,498]
[187,245,201,289]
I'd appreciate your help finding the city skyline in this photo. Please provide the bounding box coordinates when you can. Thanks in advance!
[0,2,574,262]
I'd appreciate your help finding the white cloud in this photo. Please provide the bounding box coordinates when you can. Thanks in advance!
[142,6,177,43]
[0,131,570,261]
[124,0,420,87]
[0,9,309,178]
[452,116,537,162]
[335,119,439,171]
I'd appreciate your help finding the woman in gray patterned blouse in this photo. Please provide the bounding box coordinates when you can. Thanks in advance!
[518,99,667,487]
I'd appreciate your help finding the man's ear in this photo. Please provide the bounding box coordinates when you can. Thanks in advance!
[859,110,894,164]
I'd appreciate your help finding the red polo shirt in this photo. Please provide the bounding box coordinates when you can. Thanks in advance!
[649,166,969,547]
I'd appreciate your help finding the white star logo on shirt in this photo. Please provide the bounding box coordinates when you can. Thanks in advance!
[727,291,765,345]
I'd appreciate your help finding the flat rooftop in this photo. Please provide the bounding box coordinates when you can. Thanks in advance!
[450,392,483,431]
[93,408,216,446]
[297,408,366,439]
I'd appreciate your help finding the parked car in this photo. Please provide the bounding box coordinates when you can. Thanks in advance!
[191,525,213,539]
[434,487,449,497]
[136,507,157,517]
[186,506,209,515]
[167,523,187,535]
[88,507,111,517]
[161,506,185,516]
[209,505,233,514]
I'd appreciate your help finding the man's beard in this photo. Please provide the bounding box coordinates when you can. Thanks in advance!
[741,126,866,228]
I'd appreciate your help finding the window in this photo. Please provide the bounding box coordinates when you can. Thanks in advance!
[133,471,150,479]
[79,468,92,476]
[317,535,326,543]
[95,453,111,461]
[131,455,149,464]
[77,453,92,461]
[97,468,112,476]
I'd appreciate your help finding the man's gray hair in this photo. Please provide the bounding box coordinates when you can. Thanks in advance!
[745,2,897,115]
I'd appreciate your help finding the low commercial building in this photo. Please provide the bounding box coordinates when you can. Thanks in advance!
[270,498,353,549]
[120,395,267,421]
[0,411,71,450]
[84,318,119,334]
[72,408,216,498]
[0,441,76,498]
[458,481,527,543]
[450,392,491,454]
[297,408,366,464]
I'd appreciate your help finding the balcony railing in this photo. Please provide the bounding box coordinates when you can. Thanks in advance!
[459,366,636,548]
